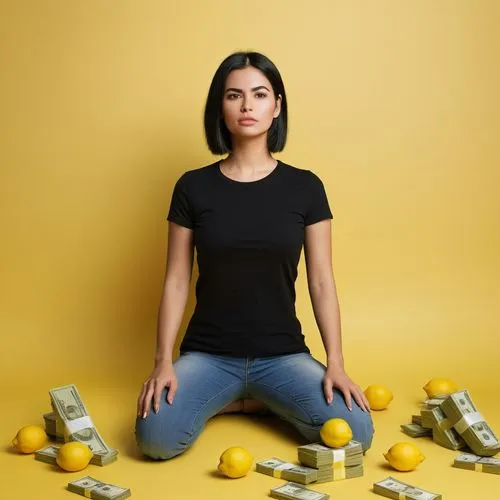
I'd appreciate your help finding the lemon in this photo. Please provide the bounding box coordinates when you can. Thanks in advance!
[56,442,93,472]
[383,442,425,471]
[364,384,393,411]
[217,446,253,478]
[320,418,353,448]
[12,425,47,453]
[423,378,458,398]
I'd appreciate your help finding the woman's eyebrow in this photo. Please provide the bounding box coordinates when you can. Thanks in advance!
[225,86,270,93]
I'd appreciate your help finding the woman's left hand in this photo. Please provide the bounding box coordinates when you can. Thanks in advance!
[323,365,370,413]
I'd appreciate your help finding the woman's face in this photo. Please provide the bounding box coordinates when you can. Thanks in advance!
[222,66,281,140]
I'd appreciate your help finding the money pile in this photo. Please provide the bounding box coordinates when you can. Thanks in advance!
[257,440,364,485]
[44,384,118,466]
[68,476,131,499]
[440,390,500,456]
[270,482,329,500]
[297,441,364,481]
[452,452,500,475]
[373,477,441,499]
[257,458,323,484]
[401,397,465,450]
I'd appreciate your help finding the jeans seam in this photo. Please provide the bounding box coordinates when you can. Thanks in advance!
[184,381,242,448]
[248,381,322,427]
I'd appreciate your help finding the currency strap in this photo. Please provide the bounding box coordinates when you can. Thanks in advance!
[454,411,484,435]
[65,416,95,434]
[331,449,346,463]
[82,486,93,498]
[272,462,296,478]
[332,463,346,480]
[398,495,407,500]
[475,463,483,472]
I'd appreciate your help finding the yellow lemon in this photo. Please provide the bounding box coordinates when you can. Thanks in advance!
[364,384,393,411]
[217,446,253,478]
[320,418,353,448]
[12,425,47,453]
[423,378,458,398]
[56,442,93,472]
[383,442,425,471]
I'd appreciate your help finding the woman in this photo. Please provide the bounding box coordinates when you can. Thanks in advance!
[135,51,374,460]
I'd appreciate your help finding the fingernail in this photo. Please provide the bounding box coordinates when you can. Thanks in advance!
[154,406,159,413]
[348,406,352,411]
[142,412,147,419]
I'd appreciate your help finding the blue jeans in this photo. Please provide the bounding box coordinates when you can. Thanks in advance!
[135,351,374,459]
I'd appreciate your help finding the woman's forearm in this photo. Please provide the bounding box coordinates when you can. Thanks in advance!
[309,283,345,368]
[154,279,190,365]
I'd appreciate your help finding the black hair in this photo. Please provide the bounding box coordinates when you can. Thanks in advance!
[204,51,288,155]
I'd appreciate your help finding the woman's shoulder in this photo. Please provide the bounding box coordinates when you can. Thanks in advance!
[174,161,219,184]
[279,160,324,183]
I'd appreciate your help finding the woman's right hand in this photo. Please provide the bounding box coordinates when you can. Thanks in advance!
[137,360,178,419]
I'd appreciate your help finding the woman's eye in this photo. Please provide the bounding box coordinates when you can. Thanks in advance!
[256,92,267,98]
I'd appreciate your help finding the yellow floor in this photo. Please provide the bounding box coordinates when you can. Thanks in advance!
[1,376,499,499]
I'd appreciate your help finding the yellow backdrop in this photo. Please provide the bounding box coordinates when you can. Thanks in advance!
[1,1,499,499]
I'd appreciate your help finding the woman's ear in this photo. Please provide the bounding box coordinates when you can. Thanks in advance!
[273,94,282,118]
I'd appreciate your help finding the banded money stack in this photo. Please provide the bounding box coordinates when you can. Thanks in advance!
[452,452,500,475]
[373,477,442,499]
[297,440,364,481]
[270,481,330,500]
[38,384,118,466]
[68,476,131,499]
[401,390,500,457]
[256,440,363,485]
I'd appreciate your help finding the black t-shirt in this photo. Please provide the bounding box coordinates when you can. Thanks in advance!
[166,159,333,357]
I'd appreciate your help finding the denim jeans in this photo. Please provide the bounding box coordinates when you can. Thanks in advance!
[135,351,374,459]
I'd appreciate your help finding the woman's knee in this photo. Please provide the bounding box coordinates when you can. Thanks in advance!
[134,411,196,460]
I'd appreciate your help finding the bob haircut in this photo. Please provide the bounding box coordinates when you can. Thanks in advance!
[204,51,288,155]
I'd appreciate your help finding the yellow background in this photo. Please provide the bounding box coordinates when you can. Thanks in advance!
[1,0,499,498]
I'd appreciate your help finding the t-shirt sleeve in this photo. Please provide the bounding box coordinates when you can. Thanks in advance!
[304,170,333,226]
[166,172,195,229]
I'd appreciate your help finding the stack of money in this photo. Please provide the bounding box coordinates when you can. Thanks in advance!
[256,458,320,484]
[453,452,500,475]
[35,444,118,467]
[68,476,131,499]
[440,390,500,456]
[43,412,64,441]
[297,441,364,481]
[373,477,441,499]
[270,482,329,500]
[400,422,432,438]
[421,403,465,450]
[48,384,118,466]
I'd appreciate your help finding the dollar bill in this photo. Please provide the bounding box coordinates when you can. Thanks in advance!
[373,477,441,499]
[68,476,131,499]
[49,385,110,456]
[441,390,500,456]
[270,481,329,500]
[453,452,500,475]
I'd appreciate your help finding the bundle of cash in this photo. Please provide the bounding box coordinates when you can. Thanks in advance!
[68,476,131,499]
[373,477,441,499]
[453,452,500,475]
[400,423,432,438]
[440,390,500,456]
[297,441,363,468]
[48,384,118,465]
[256,458,319,484]
[421,404,465,450]
[270,482,329,500]
[411,414,422,425]
[35,444,118,467]
[43,412,64,441]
